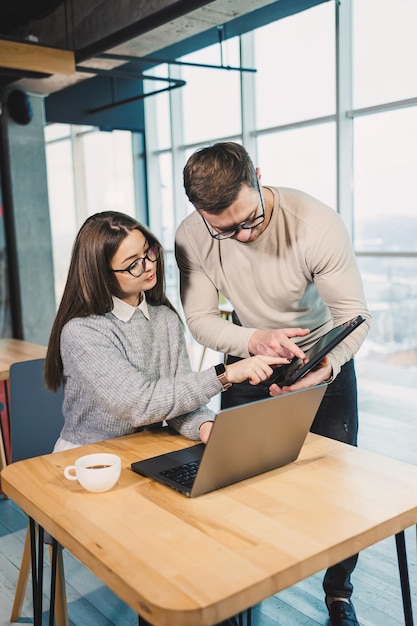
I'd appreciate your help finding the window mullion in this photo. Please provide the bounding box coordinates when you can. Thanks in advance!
[169,63,187,232]
[71,126,88,228]
[240,31,257,159]
[336,0,354,236]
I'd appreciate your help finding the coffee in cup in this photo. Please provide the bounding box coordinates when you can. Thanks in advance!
[64,453,121,493]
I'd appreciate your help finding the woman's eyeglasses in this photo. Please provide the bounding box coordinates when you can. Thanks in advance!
[110,245,160,278]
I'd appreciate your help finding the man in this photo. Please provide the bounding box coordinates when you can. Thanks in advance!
[175,142,371,626]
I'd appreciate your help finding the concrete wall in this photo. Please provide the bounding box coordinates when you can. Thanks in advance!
[1,93,56,344]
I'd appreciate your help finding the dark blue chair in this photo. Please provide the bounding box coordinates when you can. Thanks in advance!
[8,358,68,626]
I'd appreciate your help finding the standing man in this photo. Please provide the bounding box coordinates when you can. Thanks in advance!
[175,142,371,626]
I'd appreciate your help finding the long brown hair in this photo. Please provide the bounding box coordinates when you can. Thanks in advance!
[45,211,177,391]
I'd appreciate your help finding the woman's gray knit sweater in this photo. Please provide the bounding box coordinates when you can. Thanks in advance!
[59,304,220,445]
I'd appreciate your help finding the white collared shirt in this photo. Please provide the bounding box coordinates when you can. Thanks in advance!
[111,294,150,321]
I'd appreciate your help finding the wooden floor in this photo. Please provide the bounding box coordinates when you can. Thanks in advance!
[1,356,417,626]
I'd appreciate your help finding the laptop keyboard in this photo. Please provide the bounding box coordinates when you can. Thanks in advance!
[160,460,200,488]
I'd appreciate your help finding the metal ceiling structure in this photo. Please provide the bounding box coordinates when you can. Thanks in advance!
[0,0,328,130]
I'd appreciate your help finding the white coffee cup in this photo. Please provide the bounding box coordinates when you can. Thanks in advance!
[64,453,121,493]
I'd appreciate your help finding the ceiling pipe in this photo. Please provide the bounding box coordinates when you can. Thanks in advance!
[75,64,186,114]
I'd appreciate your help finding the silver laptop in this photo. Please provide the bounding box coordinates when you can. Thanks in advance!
[131,384,326,497]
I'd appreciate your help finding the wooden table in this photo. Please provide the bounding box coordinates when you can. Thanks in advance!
[0,338,48,382]
[0,339,47,471]
[1,430,417,626]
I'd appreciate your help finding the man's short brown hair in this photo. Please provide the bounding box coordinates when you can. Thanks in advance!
[183,142,258,214]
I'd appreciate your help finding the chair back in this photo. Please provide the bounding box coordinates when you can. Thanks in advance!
[9,358,64,462]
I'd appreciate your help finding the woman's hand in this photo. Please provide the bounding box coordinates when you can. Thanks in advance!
[225,355,291,386]
[199,421,214,443]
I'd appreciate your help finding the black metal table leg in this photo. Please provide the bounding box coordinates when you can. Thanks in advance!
[37,525,45,625]
[29,518,42,626]
[396,531,414,626]
[247,607,252,626]
[29,518,49,626]
[238,609,252,625]
[49,538,58,626]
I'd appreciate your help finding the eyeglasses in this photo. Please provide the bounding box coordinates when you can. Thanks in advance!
[110,245,160,278]
[201,180,265,240]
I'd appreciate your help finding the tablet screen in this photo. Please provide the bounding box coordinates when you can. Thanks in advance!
[264,315,365,389]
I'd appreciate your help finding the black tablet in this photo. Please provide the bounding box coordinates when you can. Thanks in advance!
[263,315,366,389]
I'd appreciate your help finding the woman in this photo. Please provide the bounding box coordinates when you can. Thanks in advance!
[45,211,286,451]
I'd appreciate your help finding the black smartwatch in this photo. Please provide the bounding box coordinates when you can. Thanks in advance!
[215,363,232,391]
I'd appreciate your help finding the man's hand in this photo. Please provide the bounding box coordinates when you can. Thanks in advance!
[248,328,310,360]
[269,356,333,396]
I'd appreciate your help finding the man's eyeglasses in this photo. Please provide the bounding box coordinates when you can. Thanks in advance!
[201,180,265,240]
[110,245,160,278]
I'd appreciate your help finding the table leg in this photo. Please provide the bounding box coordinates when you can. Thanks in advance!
[395,531,414,626]
[29,518,39,625]
[213,611,252,626]
[29,518,45,626]
[49,538,58,626]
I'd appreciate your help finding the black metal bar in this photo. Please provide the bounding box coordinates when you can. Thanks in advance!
[88,82,185,115]
[74,64,186,114]
[217,25,225,67]
[38,525,44,625]
[49,539,58,626]
[76,65,185,84]
[29,518,41,625]
[395,531,414,626]
[99,52,257,73]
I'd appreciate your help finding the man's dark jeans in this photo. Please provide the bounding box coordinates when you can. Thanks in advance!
[222,356,359,599]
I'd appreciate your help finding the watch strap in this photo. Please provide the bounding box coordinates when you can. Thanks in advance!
[215,363,232,391]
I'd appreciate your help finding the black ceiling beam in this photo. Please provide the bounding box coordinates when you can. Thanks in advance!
[75,0,214,64]
[0,0,65,35]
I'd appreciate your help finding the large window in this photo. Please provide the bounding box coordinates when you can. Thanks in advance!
[254,2,335,128]
[352,0,417,108]
[180,41,242,145]
[45,0,417,413]
[353,107,417,253]
[257,123,336,209]
[350,0,417,374]
[45,125,136,304]
[143,0,417,406]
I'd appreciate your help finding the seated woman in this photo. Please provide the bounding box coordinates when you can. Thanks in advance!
[45,211,286,450]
